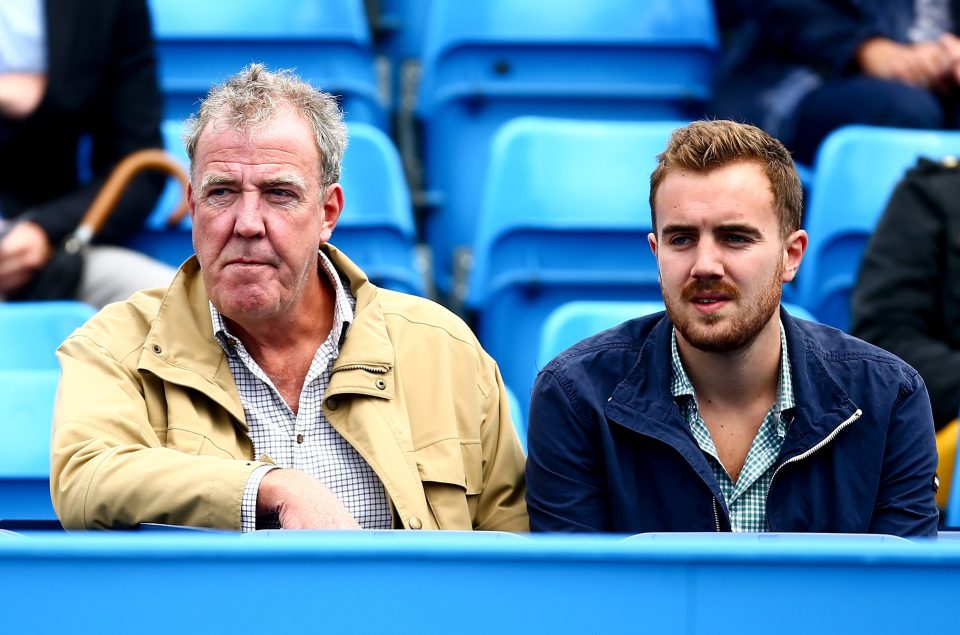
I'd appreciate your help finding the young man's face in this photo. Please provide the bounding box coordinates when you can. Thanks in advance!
[648,160,806,353]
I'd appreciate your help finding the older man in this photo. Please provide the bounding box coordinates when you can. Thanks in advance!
[51,65,527,532]
[526,120,938,536]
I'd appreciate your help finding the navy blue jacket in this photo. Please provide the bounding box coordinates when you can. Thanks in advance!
[526,310,939,536]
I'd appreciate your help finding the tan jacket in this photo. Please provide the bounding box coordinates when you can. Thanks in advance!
[51,246,528,531]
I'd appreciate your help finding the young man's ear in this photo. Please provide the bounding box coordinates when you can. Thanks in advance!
[782,229,808,283]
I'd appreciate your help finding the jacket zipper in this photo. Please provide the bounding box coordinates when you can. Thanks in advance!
[712,497,721,532]
[331,363,389,374]
[765,408,863,524]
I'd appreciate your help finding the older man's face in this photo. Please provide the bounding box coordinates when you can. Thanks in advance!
[188,107,342,324]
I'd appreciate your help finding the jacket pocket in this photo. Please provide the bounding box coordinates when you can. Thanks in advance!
[414,438,482,530]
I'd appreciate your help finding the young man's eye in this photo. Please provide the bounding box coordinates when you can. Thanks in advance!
[668,235,693,246]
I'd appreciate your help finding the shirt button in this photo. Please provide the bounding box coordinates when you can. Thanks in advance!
[296,434,304,444]
[327,397,339,411]
[408,516,422,530]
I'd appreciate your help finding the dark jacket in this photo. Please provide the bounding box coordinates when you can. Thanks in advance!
[851,158,960,430]
[710,0,960,143]
[526,309,939,536]
[0,0,164,245]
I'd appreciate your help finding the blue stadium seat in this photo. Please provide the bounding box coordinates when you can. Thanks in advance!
[538,300,665,368]
[796,125,960,331]
[333,124,426,296]
[0,302,95,370]
[466,117,684,411]
[504,385,526,453]
[417,0,718,294]
[147,0,386,127]
[0,370,60,522]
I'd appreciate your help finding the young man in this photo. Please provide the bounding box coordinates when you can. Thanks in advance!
[526,120,938,536]
[51,65,527,532]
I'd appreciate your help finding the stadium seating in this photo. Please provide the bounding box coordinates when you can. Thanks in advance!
[332,124,427,296]
[0,370,60,523]
[537,301,817,368]
[146,0,386,127]
[466,117,683,410]
[417,0,718,294]
[0,301,95,370]
[504,384,526,453]
[796,125,960,330]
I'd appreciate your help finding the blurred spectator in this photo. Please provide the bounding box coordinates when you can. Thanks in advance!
[851,156,960,507]
[0,0,173,307]
[711,0,960,164]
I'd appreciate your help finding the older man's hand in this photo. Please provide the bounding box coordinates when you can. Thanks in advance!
[256,469,361,529]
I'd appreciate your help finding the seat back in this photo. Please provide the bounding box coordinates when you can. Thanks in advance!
[504,385,526,453]
[334,124,426,295]
[467,117,684,410]
[0,370,60,521]
[417,0,718,293]
[798,126,960,330]
[0,302,95,370]
[147,0,385,126]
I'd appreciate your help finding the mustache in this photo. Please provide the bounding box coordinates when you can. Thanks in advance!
[680,279,740,302]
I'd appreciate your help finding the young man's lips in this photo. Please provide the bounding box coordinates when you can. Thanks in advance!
[690,296,730,313]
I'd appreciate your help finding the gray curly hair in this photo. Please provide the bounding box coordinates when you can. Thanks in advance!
[183,63,348,188]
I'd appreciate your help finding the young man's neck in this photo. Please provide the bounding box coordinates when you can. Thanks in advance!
[676,316,782,410]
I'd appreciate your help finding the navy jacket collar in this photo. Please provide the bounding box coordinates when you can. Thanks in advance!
[605,308,862,470]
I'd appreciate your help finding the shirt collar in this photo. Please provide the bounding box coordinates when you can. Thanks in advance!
[670,318,795,436]
[210,249,355,355]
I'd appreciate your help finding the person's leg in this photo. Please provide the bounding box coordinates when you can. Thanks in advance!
[789,76,945,164]
[78,245,176,308]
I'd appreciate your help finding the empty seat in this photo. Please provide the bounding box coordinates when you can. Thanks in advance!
[0,370,60,522]
[417,0,718,294]
[0,301,95,370]
[796,125,960,330]
[147,0,385,127]
[333,124,426,296]
[504,384,526,453]
[466,117,684,411]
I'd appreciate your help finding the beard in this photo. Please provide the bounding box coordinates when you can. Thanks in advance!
[664,259,784,353]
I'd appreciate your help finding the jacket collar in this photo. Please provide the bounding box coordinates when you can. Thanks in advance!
[137,256,246,427]
[605,307,861,465]
[135,245,399,426]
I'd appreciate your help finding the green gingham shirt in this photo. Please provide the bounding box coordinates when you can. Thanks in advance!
[670,323,795,532]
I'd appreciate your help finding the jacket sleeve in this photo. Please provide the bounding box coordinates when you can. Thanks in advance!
[526,370,610,532]
[472,358,529,532]
[850,164,960,428]
[51,334,267,530]
[29,0,164,245]
[760,0,884,76]
[869,368,940,536]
